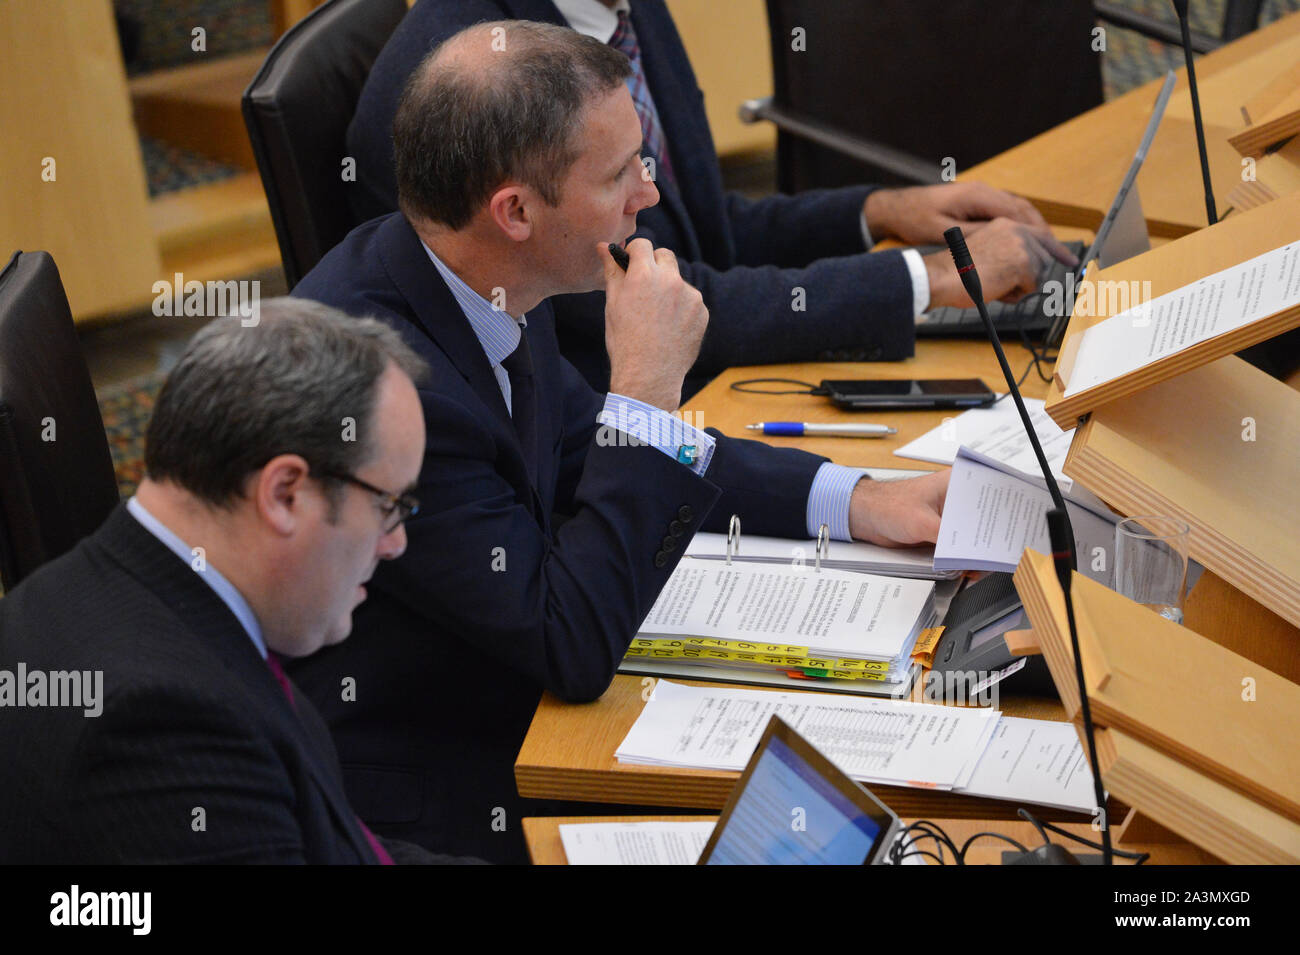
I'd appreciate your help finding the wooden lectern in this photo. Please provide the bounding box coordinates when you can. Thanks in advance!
[1043,191,1300,680]
[1011,192,1300,863]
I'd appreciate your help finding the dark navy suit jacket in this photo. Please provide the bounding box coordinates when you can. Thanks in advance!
[288,212,830,862]
[346,0,916,396]
[0,505,464,864]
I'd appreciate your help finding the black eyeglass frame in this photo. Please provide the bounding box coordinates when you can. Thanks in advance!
[316,468,420,533]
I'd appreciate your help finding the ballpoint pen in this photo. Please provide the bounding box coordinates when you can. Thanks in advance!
[747,422,897,437]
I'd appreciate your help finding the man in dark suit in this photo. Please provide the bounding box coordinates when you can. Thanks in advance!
[290,20,951,863]
[0,299,471,863]
[347,0,1075,396]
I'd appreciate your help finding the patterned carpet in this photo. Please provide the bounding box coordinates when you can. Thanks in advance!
[98,373,164,499]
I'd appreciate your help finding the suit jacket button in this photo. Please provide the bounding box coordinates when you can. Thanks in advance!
[654,552,669,568]
[661,535,677,552]
[669,520,685,537]
[677,505,694,523]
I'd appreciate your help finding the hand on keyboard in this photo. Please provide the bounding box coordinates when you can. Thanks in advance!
[921,218,1078,309]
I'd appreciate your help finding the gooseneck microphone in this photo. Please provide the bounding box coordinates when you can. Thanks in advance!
[1171,0,1218,226]
[945,226,1112,864]
[944,227,1076,552]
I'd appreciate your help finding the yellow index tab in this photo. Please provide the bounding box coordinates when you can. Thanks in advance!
[911,627,945,668]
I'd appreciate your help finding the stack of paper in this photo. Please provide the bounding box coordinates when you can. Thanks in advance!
[894,395,1077,488]
[616,681,1097,813]
[624,559,936,687]
[933,448,1119,582]
[683,531,959,581]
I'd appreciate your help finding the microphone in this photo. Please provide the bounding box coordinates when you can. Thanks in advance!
[946,227,1112,864]
[943,227,1075,553]
[1171,0,1218,225]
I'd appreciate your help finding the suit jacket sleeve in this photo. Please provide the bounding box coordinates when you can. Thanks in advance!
[722,184,876,269]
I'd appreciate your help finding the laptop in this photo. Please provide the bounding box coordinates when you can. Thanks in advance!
[915,70,1176,347]
[697,715,901,865]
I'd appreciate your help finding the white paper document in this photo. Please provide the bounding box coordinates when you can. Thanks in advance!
[616,680,1000,790]
[558,821,716,865]
[894,396,1078,487]
[959,717,1096,813]
[639,559,935,661]
[934,449,1116,582]
[1064,241,1300,396]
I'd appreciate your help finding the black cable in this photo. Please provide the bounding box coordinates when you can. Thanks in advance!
[728,377,826,395]
[1028,816,1150,863]
[1017,807,1053,845]
[959,831,1031,857]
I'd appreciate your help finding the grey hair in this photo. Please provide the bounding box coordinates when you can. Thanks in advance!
[394,19,632,230]
[144,296,428,510]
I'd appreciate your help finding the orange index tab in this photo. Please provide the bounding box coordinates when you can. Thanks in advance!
[911,626,944,668]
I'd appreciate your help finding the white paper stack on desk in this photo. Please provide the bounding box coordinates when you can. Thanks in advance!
[617,681,1096,813]
[623,558,937,687]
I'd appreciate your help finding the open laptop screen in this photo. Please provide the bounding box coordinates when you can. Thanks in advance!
[699,716,898,865]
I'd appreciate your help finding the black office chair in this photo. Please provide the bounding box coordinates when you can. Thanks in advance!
[0,252,119,591]
[746,1,1106,192]
[242,0,407,289]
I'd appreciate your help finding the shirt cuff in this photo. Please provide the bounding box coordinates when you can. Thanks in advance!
[859,209,875,251]
[901,248,931,318]
[806,462,870,541]
[598,393,716,476]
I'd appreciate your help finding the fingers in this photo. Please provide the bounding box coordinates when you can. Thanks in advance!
[625,237,655,271]
[597,241,621,285]
[653,245,681,276]
[1024,222,1079,267]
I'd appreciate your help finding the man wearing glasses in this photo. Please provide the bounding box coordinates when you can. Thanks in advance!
[0,299,474,863]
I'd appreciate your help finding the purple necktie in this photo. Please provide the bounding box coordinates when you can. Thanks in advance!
[609,10,676,186]
[266,651,394,865]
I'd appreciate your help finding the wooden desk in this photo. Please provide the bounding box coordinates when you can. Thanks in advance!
[522,815,1217,865]
[967,11,1300,237]
[515,341,1265,815]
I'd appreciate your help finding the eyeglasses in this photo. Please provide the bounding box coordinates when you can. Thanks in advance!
[317,469,420,534]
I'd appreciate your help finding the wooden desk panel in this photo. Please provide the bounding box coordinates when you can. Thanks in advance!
[966,11,1300,236]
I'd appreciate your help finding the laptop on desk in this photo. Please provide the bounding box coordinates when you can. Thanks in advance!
[914,70,1176,348]
[697,715,902,865]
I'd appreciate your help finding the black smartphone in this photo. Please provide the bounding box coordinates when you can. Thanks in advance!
[819,378,997,410]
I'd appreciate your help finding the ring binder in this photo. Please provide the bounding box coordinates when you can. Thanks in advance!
[726,514,741,566]
[816,523,829,573]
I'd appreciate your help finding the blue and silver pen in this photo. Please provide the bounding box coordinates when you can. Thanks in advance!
[747,422,897,438]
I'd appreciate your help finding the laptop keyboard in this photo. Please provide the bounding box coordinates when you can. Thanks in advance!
[915,241,1085,340]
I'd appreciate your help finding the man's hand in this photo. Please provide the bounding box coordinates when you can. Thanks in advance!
[864,181,1051,246]
[847,470,951,547]
[922,217,1077,309]
[602,239,708,412]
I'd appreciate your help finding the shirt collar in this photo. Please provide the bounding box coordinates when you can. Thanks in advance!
[126,496,268,660]
[552,0,630,42]
[420,240,524,369]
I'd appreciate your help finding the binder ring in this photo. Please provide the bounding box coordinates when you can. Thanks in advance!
[726,514,741,566]
[815,523,829,572]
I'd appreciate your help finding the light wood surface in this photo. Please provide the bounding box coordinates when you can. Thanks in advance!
[1067,356,1300,634]
[676,339,1055,469]
[1045,188,1300,428]
[522,814,1215,865]
[966,12,1300,236]
[1227,136,1300,210]
[0,0,161,319]
[665,0,775,160]
[1014,548,1300,825]
[1099,729,1300,865]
